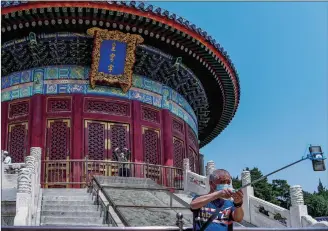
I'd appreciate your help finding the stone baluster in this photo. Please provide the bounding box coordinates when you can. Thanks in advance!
[30,147,41,187]
[206,160,215,176]
[14,168,32,226]
[26,156,37,225]
[241,170,254,224]
[182,158,190,190]
[30,147,42,226]
[183,158,190,174]
[289,185,308,228]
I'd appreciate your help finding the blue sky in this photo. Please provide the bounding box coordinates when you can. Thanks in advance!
[152,2,328,192]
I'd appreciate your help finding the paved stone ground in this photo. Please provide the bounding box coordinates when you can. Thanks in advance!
[100,176,193,226]
[104,188,185,208]
[95,176,163,189]
[117,207,193,226]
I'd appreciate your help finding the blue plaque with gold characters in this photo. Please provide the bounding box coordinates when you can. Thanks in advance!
[87,27,144,92]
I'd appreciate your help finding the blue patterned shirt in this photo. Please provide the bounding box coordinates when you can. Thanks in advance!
[191,195,235,231]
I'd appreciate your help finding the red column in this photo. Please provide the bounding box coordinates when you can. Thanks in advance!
[1,102,8,150]
[184,121,190,159]
[30,95,43,147]
[29,95,45,186]
[162,109,174,188]
[162,109,173,166]
[72,95,83,187]
[132,100,143,177]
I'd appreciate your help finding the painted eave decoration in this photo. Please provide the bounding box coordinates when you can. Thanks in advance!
[87,27,144,92]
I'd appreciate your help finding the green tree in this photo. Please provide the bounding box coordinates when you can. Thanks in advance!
[317,178,325,194]
[304,193,328,217]
[271,179,291,209]
[232,175,242,190]
[249,167,274,202]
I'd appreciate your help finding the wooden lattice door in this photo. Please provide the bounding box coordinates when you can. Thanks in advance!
[142,127,161,182]
[7,122,28,163]
[108,123,130,176]
[173,137,185,169]
[84,120,109,177]
[84,120,130,176]
[188,147,198,173]
[45,119,71,188]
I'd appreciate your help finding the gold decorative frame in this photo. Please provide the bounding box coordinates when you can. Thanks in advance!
[87,27,144,93]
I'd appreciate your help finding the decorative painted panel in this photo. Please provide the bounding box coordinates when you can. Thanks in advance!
[143,127,160,165]
[172,118,184,134]
[8,100,29,119]
[8,122,28,163]
[109,123,130,160]
[46,119,71,160]
[2,66,198,135]
[188,147,198,173]
[47,97,72,113]
[173,137,184,169]
[141,106,160,124]
[84,120,108,160]
[84,98,130,117]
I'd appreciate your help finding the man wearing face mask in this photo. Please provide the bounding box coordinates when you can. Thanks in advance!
[190,169,244,231]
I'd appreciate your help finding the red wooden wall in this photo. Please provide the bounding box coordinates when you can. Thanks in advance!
[1,94,200,172]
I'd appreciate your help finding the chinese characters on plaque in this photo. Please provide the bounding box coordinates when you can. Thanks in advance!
[87,27,144,92]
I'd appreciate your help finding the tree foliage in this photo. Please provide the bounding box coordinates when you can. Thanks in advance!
[234,167,327,217]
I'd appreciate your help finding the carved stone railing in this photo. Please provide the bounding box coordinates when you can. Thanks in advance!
[13,147,42,226]
[248,195,290,227]
[241,170,328,229]
[2,162,26,189]
[3,163,26,174]
[301,215,328,228]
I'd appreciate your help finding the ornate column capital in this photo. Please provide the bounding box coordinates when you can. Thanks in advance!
[30,147,41,161]
[183,158,190,172]
[25,156,36,174]
[290,185,304,206]
[241,170,251,186]
[206,160,215,176]
[17,168,32,194]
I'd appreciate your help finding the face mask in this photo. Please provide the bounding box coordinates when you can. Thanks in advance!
[216,184,233,191]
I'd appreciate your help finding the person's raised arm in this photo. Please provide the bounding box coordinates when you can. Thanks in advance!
[190,189,233,210]
[231,190,244,222]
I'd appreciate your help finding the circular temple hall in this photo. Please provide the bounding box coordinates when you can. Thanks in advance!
[1,1,240,187]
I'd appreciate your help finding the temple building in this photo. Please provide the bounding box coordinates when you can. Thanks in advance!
[1,1,240,187]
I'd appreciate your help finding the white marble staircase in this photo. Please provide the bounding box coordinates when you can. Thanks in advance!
[40,188,107,226]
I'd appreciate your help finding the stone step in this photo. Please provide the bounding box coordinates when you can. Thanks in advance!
[42,195,91,201]
[42,200,95,206]
[43,190,89,196]
[43,188,88,193]
[41,222,110,227]
[41,216,104,225]
[42,210,101,217]
[41,205,99,212]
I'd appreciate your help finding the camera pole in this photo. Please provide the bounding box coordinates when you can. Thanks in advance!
[235,146,326,191]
